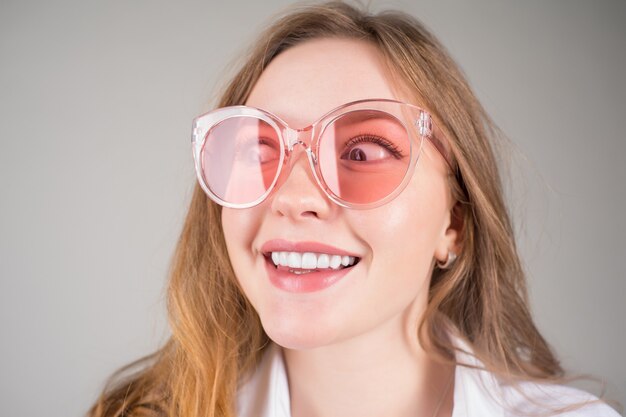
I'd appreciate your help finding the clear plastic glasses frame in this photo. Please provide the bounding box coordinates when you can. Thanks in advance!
[191,98,451,210]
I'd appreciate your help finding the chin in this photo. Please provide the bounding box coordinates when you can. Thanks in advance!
[261,316,339,351]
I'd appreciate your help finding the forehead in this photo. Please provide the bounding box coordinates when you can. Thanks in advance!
[245,38,403,127]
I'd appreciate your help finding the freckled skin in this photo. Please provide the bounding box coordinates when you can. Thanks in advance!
[221,38,459,350]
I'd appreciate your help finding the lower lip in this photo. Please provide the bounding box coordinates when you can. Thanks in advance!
[264,256,355,293]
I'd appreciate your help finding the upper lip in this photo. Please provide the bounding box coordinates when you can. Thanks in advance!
[260,239,361,258]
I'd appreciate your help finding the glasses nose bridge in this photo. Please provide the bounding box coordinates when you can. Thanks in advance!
[284,125,312,148]
[284,126,317,164]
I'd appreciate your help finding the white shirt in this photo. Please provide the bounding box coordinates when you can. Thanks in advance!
[236,338,620,417]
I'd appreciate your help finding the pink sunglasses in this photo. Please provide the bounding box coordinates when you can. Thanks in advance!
[192,98,452,210]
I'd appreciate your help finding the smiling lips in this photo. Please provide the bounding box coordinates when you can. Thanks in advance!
[261,239,361,292]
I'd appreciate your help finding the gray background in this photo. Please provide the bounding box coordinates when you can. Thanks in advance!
[1,0,624,416]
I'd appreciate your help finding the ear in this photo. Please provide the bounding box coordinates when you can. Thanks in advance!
[434,200,464,264]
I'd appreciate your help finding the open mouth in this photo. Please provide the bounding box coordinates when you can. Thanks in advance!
[263,252,361,274]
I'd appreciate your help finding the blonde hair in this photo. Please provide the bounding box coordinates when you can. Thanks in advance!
[87,2,601,416]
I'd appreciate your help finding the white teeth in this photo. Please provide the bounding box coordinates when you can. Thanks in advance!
[287,252,301,268]
[279,252,289,265]
[329,255,342,269]
[268,251,357,270]
[301,252,317,269]
[317,254,330,268]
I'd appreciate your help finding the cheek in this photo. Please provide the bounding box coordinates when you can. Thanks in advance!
[350,171,448,281]
[359,206,439,277]
[221,207,273,321]
[221,207,263,280]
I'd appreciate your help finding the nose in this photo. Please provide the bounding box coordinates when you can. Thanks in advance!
[269,144,333,220]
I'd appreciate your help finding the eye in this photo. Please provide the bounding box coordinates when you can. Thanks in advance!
[239,137,281,164]
[339,135,404,162]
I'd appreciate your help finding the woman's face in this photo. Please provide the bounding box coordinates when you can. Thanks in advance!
[221,38,459,350]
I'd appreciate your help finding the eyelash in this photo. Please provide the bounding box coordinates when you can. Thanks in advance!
[342,134,405,159]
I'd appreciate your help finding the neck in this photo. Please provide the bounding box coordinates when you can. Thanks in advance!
[282,305,455,417]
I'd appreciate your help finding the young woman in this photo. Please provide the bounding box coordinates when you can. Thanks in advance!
[88,2,620,417]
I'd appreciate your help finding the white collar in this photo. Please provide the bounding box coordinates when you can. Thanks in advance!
[235,337,615,417]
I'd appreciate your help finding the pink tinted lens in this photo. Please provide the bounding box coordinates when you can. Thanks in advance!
[318,110,411,205]
[201,116,281,205]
